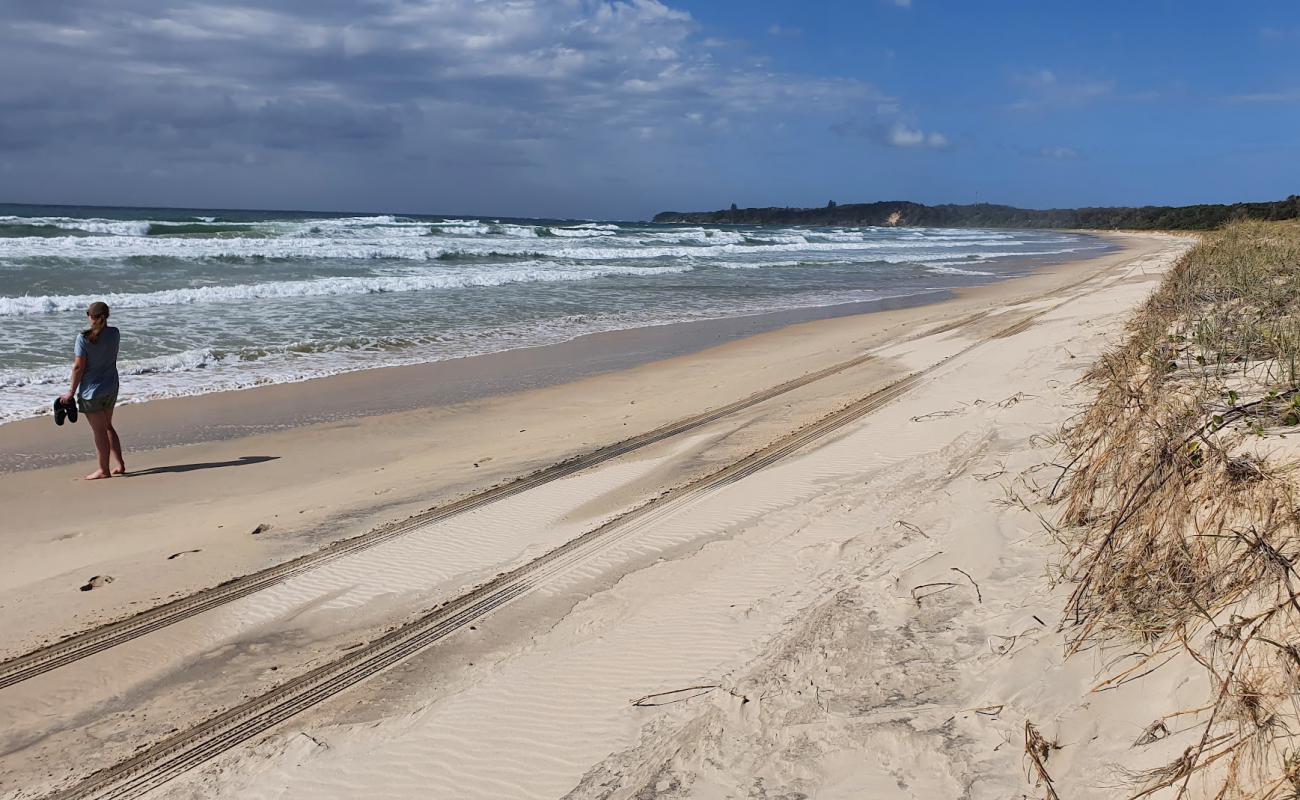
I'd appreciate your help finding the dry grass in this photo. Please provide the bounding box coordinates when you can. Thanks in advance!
[1058,221,1300,798]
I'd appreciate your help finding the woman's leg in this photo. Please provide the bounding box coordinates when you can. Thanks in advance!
[104,407,125,474]
[84,411,112,480]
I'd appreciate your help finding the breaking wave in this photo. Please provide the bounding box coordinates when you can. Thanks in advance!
[0,262,694,316]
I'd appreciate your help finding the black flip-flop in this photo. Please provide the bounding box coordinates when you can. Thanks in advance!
[66,400,78,424]
[53,398,67,426]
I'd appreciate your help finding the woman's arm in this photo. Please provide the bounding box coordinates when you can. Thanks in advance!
[61,356,87,404]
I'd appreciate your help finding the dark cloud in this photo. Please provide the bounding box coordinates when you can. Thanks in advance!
[0,0,913,216]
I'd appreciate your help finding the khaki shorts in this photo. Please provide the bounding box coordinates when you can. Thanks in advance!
[78,393,117,414]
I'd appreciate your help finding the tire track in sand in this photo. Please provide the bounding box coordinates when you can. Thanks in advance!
[0,350,880,691]
[41,274,1122,800]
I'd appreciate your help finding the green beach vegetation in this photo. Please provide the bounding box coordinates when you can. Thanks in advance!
[654,197,1300,230]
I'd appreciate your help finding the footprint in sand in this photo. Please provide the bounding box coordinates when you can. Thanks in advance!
[167,549,202,560]
[80,575,114,592]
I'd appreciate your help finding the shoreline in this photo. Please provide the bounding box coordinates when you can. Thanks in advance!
[0,232,1197,799]
[0,232,1161,650]
[1,241,1108,472]
[0,289,952,472]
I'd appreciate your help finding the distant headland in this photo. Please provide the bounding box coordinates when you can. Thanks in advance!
[652,196,1300,230]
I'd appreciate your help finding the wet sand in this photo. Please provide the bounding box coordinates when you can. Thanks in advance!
[0,290,953,472]
[0,246,1109,472]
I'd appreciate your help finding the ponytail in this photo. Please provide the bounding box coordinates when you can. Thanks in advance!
[83,301,110,344]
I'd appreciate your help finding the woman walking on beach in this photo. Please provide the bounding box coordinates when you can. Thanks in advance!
[61,301,126,480]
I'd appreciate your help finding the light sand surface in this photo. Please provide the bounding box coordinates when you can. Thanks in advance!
[0,234,1198,799]
[0,235,1146,658]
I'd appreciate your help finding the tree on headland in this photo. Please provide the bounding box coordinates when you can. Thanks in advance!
[652,195,1300,230]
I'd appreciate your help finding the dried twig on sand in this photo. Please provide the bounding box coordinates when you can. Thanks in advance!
[631,685,719,707]
[950,567,982,602]
[910,582,958,606]
[997,391,1037,408]
[1024,720,1062,800]
[895,520,930,539]
[911,408,963,422]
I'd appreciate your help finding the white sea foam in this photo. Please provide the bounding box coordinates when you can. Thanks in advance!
[0,210,1110,425]
[634,229,748,245]
[0,287,942,423]
[6,217,156,236]
[0,262,695,316]
[924,265,997,276]
[0,229,1092,266]
[548,226,617,238]
[431,219,492,235]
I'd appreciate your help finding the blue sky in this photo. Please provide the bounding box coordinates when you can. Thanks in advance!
[1,0,1297,219]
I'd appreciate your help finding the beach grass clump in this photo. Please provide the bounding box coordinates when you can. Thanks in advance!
[1058,221,1300,798]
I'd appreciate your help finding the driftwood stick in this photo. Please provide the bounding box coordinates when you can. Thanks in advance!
[895,520,930,539]
[911,582,959,606]
[951,567,982,603]
[631,684,719,707]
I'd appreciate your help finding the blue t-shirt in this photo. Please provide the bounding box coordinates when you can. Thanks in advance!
[74,326,120,401]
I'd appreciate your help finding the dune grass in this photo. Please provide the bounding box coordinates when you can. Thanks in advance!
[1058,221,1300,798]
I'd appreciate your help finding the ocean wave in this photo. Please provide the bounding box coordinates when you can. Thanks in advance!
[0,214,470,241]
[145,223,259,236]
[0,223,90,238]
[635,229,749,245]
[430,219,491,236]
[487,223,540,238]
[924,265,996,276]
[0,287,947,423]
[929,247,1089,263]
[0,231,1093,264]
[0,348,213,390]
[1,336,415,390]
[0,262,695,316]
[711,260,806,269]
[547,226,617,238]
[0,217,154,236]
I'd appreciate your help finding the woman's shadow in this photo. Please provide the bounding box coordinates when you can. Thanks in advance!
[124,455,280,476]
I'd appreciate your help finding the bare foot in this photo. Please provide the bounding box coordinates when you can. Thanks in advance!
[84,470,111,481]
[112,464,126,475]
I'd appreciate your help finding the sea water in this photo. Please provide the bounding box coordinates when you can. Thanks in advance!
[0,204,1110,424]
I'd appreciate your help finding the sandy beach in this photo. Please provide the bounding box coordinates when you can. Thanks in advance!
[0,233,1194,799]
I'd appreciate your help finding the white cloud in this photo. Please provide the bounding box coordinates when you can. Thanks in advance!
[1224,88,1300,104]
[888,123,948,149]
[1,0,885,154]
[1010,68,1113,109]
[1015,69,1057,88]
[768,23,802,37]
[1258,26,1300,40]
[0,0,925,215]
[1039,146,1080,160]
